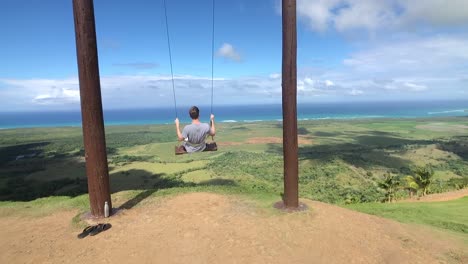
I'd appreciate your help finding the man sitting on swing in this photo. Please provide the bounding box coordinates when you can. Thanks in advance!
[175,106,217,154]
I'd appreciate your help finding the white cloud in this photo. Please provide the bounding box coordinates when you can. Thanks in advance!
[0,78,81,108]
[304,77,314,85]
[342,36,468,76]
[0,74,345,111]
[402,82,427,92]
[33,87,80,105]
[0,74,278,111]
[297,34,468,99]
[296,0,468,32]
[297,0,342,32]
[348,89,363,96]
[333,0,397,32]
[296,77,337,96]
[402,0,468,26]
[269,73,281,79]
[217,43,242,62]
[378,80,428,92]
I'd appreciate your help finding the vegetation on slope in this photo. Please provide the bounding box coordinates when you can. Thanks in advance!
[0,118,467,204]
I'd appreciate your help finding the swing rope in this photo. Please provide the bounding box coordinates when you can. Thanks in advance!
[162,0,178,118]
[210,0,215,115]
[163,0,215,119]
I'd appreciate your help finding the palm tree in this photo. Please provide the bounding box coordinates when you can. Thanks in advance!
[412,165,434,196]
[378,173,400,202]
[403,175,419,198]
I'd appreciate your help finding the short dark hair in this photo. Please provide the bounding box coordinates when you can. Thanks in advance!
[189,106,199,119]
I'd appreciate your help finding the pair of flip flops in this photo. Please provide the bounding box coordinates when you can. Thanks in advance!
[77,223,112,239]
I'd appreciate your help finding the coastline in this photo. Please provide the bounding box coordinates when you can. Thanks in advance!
[0,101,467,129]
[0,115,466,130]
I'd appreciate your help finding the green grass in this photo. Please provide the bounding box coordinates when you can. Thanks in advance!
[346,196,468,235]
[1,117,467,214]
[0,194,89,217]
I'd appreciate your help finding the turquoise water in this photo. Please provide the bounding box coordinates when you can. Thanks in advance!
[0,100,467,129]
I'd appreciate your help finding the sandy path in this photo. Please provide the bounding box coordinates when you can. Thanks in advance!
[1,193,466,264]
[416,123,468,133]
[218,136,313,147]
[401,188,468,202]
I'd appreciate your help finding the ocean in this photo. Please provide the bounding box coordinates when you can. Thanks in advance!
[0,100,467,129]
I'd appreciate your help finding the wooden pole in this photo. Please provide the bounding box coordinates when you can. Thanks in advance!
[281,0,299,208]
[72,0,112,217]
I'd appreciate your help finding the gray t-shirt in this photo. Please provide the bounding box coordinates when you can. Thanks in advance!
[182,123,211,153]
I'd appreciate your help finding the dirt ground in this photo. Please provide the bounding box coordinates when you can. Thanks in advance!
[401,188,468,202]
[1,192,467,264]
[219,136,313,147]
[416,123,468,133]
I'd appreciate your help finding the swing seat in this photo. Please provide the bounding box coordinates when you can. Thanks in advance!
[175,142,218,155]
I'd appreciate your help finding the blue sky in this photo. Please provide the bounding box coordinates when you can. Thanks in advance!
[0,0,467,111]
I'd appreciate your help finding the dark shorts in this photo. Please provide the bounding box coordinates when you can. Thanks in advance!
[175,142,217,155]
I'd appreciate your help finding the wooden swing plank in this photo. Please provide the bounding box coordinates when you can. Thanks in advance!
[175,142,218,155]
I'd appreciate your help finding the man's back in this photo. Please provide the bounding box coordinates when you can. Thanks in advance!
[182,123,210,152]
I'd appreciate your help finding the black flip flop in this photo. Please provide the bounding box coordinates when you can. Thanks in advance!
[89,223,112,236]
[77,225,97,239]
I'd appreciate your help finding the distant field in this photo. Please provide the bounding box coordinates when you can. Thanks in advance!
[0,117,467,204]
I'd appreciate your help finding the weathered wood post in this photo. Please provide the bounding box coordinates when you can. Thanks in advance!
[281,0,299,208]
[72,0,112,217]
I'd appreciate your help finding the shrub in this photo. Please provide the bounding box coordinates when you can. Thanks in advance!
[412,165,435,196]
[378,173,400,202]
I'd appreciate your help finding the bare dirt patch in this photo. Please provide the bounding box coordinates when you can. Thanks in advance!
[217,141,243,146]
[246,136,313,145]
[401,188,468,202]
[247,137,283,144]
[218,137,313,147]
[416,123,468,133]
[1,193,466,264]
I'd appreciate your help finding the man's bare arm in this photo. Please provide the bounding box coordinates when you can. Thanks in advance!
[209,114,216,136]
[175,118,184,141]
